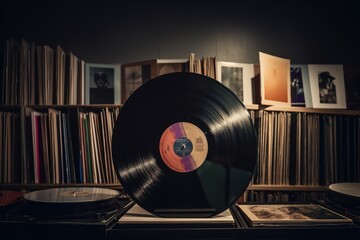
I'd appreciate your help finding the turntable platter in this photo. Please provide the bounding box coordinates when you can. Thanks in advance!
[24,187,120,204]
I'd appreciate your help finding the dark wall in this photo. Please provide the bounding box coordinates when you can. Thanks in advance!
[1,1,359,65]
[1,0,360,106]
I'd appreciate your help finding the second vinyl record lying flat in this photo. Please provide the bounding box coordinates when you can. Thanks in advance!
[24,187,120,204]
[112,72,257,217]
[23,187,121,217]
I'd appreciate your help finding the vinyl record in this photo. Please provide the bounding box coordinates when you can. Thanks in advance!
[24,187,120,204]
[23,187,121,217]
[112,72,257,217]
[327,182,360,207]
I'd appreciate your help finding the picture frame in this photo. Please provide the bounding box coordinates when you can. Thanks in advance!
[290,64,308,106]
[85,63,120,104]
[259,52,291,106]
[121,60,157,104]
[216,61,254,105]
[156,59,188,76]
[237,203,352,227]
[307,64,346,109]
[121,59,189,104]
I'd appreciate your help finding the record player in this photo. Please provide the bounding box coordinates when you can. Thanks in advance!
[0,188,133,240]
[319,182,360,225]
[0,188,242,240]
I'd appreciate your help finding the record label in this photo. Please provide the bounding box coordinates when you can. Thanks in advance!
[159,122,208,173]
[59,190,93,197]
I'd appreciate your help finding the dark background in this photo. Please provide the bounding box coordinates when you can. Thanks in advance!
[1,0,360,105]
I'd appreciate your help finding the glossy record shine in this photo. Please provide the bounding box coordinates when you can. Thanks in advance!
[24,187,120,204]
[112,72,257,217]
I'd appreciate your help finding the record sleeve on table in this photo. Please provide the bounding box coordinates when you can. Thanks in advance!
[237,203,353,227]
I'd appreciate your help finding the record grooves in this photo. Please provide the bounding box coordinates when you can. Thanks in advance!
[112,72,257,217]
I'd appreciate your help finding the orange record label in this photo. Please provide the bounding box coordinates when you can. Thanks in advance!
[159,122,208,173]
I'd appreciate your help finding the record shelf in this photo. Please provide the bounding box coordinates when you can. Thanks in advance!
[1,104,360,203]
[243,104,360,203]
[1,39,359,196]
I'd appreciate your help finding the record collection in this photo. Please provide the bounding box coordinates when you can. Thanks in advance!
[112,72,258,217]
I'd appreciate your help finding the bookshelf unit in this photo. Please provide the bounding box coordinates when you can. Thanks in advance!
[1,104,359,203]
[243,105,360,203]
[1,105,121,186]
[1,39,359,203]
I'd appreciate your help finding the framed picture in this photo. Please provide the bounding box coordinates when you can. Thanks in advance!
[290,64,308,106]
[259,52,291,106]
[307,64,346,109]
[85,63,120,104]
[237,203,352,227]
[121,60,157,103]
[157,59,188,76]
[216,61,254,105]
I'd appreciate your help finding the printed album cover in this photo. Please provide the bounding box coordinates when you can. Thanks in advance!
[259,52,291,106]
[237,203,353,227]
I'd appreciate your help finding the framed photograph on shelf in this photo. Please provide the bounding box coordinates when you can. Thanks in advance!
[307,64,346,109]
[290,64,308,106]
[216,61,254,105]
[121,60,157,103]
[156,59,188,76]
[237,203,352,227]
[85,63,120,104]
[259,52,291,106]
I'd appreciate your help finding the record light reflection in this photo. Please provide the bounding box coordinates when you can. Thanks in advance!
[120,156,162,199]
[209,111,248,134]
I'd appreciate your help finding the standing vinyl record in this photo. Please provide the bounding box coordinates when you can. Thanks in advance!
[112,72,257,217]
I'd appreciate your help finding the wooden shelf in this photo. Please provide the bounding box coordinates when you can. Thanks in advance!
[263,105,360,116]
[243,104,360,115]
[245,104,260,110]
[247,185,326,192]
[0,183,122,191]
[1,184,326,193]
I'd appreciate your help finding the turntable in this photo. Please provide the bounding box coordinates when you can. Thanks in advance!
[0,187,133,239]
[320,182,360,225]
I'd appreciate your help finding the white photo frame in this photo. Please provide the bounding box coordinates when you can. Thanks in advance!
[259,52,291,106]
[85,63,120,104]
[307,64,346,109]
[216,61,254,105]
